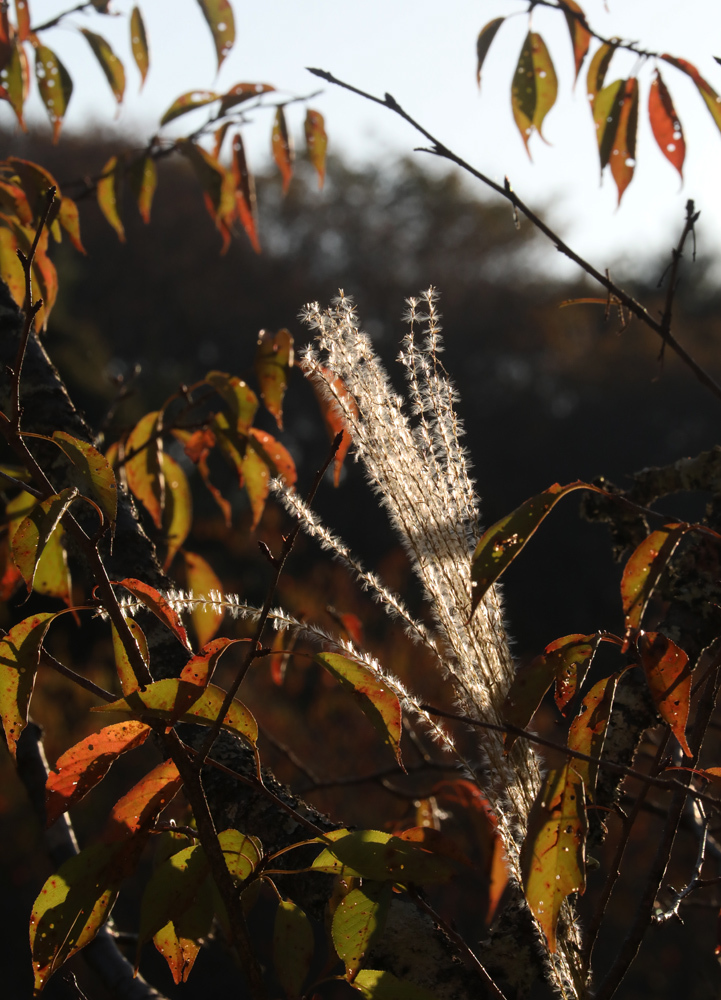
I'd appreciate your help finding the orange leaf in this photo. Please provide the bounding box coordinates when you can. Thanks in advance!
[219,81,274,116]
[231,133,260,253]
[308,366,358,487]
[661,55,721,136]
[125,410,163,528]
[105,758,182,842]
[304,109,327,189]
[521,763,586,952]
[609,77,638,204]
[255,328,294,429]
[637,631,692,757]
[272,106,293,194]
[248,427,297,487]
[649,70,686,179]
[180,637,239,688]
[118,577,190,649]
[57,196,85,253]
[621,524,685,631]
[562,1,591,82]
[45,721,151,826]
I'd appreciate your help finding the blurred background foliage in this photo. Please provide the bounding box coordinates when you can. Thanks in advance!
[2,128,721,997]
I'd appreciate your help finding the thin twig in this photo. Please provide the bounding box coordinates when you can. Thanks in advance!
[307,69,721,404]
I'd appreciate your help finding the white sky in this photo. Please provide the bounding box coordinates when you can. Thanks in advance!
[4,1,721,279]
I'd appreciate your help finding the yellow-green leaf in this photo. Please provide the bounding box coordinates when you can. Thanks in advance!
[241,439,269,530]
[129,154,157,224]
[0,223,25,306]
[312,830,456,885]
[196,0,235,68]
[274,899,315,998]
[111,616,149,696]
[255,328,294,430]
[0,38,29,130]
[470,481,590,614]
[351,969,439,1000]
[593,77,624,171]
[11,487,77,593]
[93,678,258,746]
[314,653,402,765]
[125,410,163,528]
[332,883,391,981]
[218,828,262,883]
[181,550,224,647]
[476,17,504,87]
[521,764,586,952]
[272,106,293,195]
[7,490,72,605]
[138,842,210,953]
[0,612,55,758]
[567,673,618,800]
[130,6,149,88]
[304,108,327,189]
[53,431,118,538]
[34,44,73,143]
[80,28,125,104]
[205,371,259,432]
[160,90,218,126]
[57,196,85,253]
[511,32,557,154]
[30,843,121,993]
[586,41,615,106]
[161,452,192,570]
[97,155,125,242]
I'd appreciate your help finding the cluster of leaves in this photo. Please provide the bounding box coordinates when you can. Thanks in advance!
[0,0,328,325]
[467,479,720,950]
[476,0,721,201]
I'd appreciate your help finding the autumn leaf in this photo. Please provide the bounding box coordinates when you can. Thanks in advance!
[181,550,225,647]
[206,370,259,432]
[34,44,73,143]
[593,78,624,172]
[97,155,125,242]
[11,487,77,594]
[312,829,456,885]
[314,652,403,765]
[45,721,152,826]
[160,90,219,126]
[0,38,29,130]
[130,154,157,224]
[562,1,591,82]
[57,196,85,253]
[586,41,615,106]
[521,764,587,952]
[567,673,619,799]
[93,678,259,746]
[274,899,315,998]
[161,452,192,570]
[0,612,55,757]
[130,6,149,88]
[111,616,149,695]
[608,77,638,203]
[179,637,238,688]
[332,883,391,981]
[248,427,297,487]
[137,842,211,957]
[30,842,121,993]
[104,758,182,843]
[637,631,692,756]
[53,431,118,538]
[196,0,235,69]
[470,482,590,614]
[80,29,125,104]
[351,970,439,1000]
[661,55,721,136]
[7,490,72,605]
[476,17,504,87]
[621,524,685,631]
[219,81,275,116]
[649,70,686,179]
[117,577,190,648]
[511,32,558,154]
[255,328,294,429]
[502,633,599,750]
[272,106,293,194]
[308,365,358,486]
[304,109,327,189]
[241,440,269,529]
[231,132,260,253]
[124,410,163,527]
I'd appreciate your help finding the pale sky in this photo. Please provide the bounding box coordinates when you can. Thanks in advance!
[4,1,721,279]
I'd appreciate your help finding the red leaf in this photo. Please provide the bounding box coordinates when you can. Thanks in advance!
[307,365,358,487]
[649,70,686,179]
[637,631,692,756]
[118,577,190,649]
[248,427,297,487]
[661,55,721,136]
[179,637,239,687]
[45,721,151,826]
